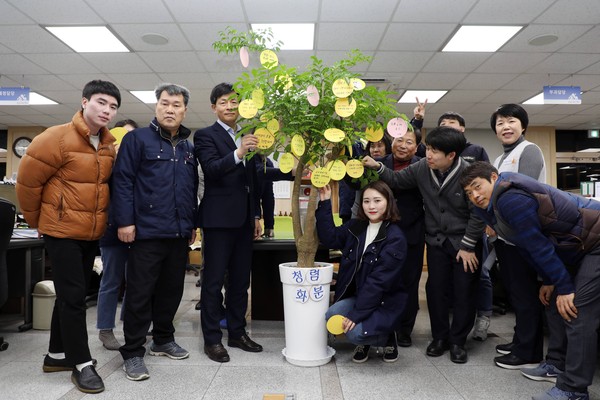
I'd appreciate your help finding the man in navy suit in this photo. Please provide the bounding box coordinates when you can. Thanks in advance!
[194,83,264,363]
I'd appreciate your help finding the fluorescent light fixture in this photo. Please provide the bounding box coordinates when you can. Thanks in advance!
[398,90,448,104]
[29,92,58,105]
[443,25,522,52]
[45,26,129,53]
[130,90,157,104]
[523,92,544,105]
[251,23,314,50]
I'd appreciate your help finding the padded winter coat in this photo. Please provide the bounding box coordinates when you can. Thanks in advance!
[16,111,116,240]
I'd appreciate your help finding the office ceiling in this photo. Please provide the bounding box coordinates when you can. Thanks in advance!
[0,0,599,131]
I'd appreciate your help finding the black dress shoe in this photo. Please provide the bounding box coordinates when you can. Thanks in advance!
[449,344,468,364]
[195,301,201,310]
[204,343,230,363]
[228,334,263,352]
[397,333,412,348]
[71,365,104,394]
[426,339,449,357]
[43,355,98,373]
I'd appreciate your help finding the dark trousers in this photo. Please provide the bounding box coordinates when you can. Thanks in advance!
[201,224,253,345]
[425,239,481,346]
[397,239,425,337]
[495,240,544,362]
[119,238,188,360]
[557,250,600,393]
[44,236,98,365]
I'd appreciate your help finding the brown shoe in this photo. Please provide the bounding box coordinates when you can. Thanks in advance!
[204,343,230,363]
[228,334,263,352]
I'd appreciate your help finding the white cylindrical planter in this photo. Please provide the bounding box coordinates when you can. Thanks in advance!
[279,262,335,367]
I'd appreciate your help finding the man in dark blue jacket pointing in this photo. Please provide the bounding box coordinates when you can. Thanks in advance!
[113,83,198,381]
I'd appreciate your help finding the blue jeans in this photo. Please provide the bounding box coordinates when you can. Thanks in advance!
[325,297,389,346]
[96,244,128,330]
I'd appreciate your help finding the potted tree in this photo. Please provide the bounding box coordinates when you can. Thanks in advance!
[213,27,409,366]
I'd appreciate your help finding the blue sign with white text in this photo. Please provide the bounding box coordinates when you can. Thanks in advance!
[543,86,581,104]
[0,87,30,105]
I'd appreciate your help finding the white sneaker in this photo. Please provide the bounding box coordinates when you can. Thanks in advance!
[472,315,490,341]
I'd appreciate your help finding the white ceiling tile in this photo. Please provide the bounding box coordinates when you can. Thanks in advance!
[502,24,593,52]
[555,75,600,92]
[7,0,102,24]
[87,0,174,23]
[0,54,49,74]
[556,26,600,53]
[422,53,491,73]
[5,74,78,92]
[0,25,71,53]
[457,73,518,90]
[482,89,542,105]
[79,53,152,74]
[476,52,551,74]
[165,0,246,23]
[441,90,495,103]
[156,73,216,90]
[22,53,98,75]
[379,23,457,51]
[503,73,568,91]
[407,73,468,90]
[54,74,113,91]
[393,0,476,22]
[368,51,432,73]
[531,53,600,74]
[536,0,600,25]
[317,23,386,51]
[464,0,552,24]
[104,73,163,91]
[244,0,320,21]
[320,0,399,22]
[316,50,375,69]
[277,51,317,71]
[138,52,203,73]
[111,24,194,52]
[0,1,33,24]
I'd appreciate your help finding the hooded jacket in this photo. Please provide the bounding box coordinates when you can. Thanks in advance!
[16,111,116,240]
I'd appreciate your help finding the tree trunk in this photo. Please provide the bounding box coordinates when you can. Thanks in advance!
[291,162,320,268]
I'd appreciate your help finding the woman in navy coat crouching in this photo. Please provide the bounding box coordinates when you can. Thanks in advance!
[316,180,408,363]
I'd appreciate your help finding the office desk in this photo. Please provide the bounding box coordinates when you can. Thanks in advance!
[251,239,330,321]
[7,238,45,331]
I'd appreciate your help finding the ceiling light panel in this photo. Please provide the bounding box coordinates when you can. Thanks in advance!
[443,25,523,52]
[398,90,448,103]
[45,26,129,53]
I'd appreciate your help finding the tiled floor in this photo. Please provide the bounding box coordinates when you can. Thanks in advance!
[1,271,600,400]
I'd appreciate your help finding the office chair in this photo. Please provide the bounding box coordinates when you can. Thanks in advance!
[0,197,16,351]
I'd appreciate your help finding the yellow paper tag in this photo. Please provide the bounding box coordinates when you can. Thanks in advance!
[332,79,354,98]
[266,119,280,134]
[254,127,275,149]
[326,314,345,335]
[278,153,294,173]
[238,99,258,119]
[335,97,357,118]
[365,125,384,142]
[252,88,265,109]
[350,78,366,90]
[326,160,347,181]
[110,127,128,145]
[346,159,364,178]
[291,134,306,157]
[260,49,278,69]
[324,128,346,143]
[311,167,331,188]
